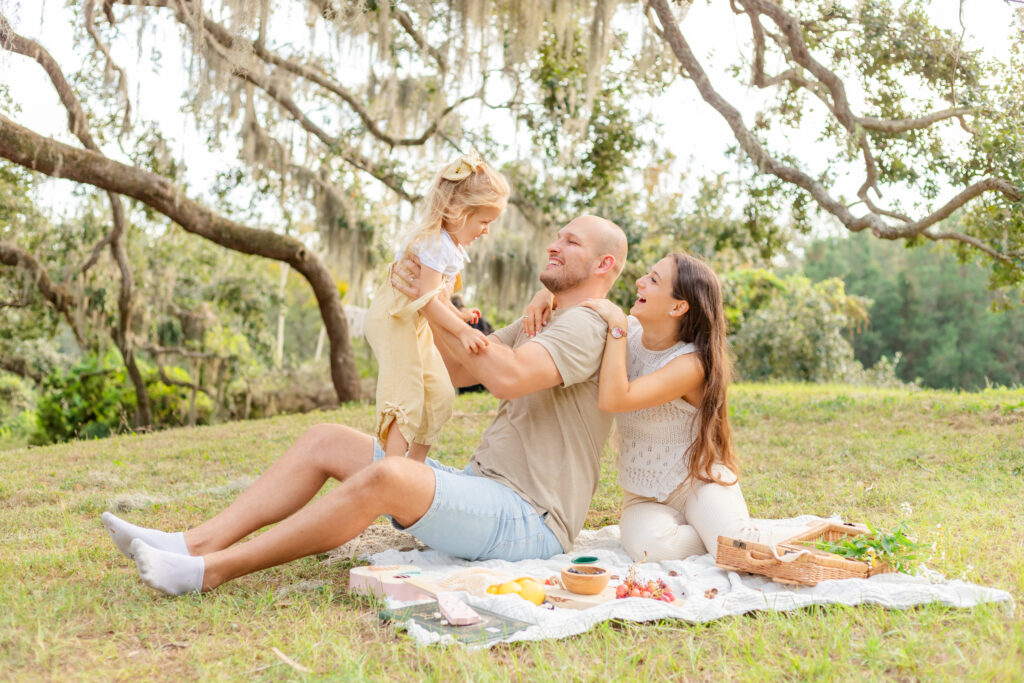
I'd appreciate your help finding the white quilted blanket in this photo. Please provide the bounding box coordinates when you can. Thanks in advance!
[368,517,1014,648]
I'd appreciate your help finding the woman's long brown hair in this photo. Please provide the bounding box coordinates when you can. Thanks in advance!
[670,252,740,485]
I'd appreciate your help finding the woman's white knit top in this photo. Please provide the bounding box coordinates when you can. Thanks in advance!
[614,316,698,501]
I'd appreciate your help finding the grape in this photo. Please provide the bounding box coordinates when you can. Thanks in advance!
[613,558,679,602]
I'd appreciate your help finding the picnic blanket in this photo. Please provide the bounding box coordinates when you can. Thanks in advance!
[366,516,1014,648]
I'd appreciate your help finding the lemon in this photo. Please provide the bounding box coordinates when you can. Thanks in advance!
[496,580,523,595]
[514,578,545,606]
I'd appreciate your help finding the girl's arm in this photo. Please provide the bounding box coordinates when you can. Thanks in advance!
[582,299,705,413]
[416,266,488,353]
[522,289,556,337]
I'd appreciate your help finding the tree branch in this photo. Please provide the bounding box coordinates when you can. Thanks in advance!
[0,355,43,383]
[2,9,151,424]
[0,114,359,400]
[737,0,884,202]
[648,0,864,226]
[0,13,120,274]
[856,107,976,133]
[392,6,448,74]
[743,4,979,139]
[198,34,419,203]
[896,177,1023,236]
[108,0,464,149]
[103,0,420,199]
[0,240,84,343]
[83,0,132,137]
[139,343,233,360]
[136,347,215,396]
[306,0,447,73]
[646,0,1023,270]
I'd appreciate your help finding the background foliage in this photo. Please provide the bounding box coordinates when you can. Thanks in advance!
[1,1,1022,445]
[803,231,1024,390]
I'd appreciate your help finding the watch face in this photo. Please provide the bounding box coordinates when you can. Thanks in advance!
[610,326,624,339]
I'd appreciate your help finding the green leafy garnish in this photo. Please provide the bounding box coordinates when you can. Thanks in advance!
[808,523,922,574]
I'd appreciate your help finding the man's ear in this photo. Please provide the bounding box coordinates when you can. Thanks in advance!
[595,255,616,275]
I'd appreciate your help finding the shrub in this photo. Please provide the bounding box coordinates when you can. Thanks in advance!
[33,352,213,444]
[0,374,38,448]
[145,364,215,428]
[34,353,135,443]
[731,275,871,383]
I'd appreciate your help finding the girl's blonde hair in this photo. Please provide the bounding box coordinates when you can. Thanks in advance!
[406,155,510,252]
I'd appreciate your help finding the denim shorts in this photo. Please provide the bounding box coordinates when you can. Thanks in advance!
[373,441,562,562]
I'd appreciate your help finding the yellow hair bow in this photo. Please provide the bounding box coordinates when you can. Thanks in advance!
[440,150,485,181]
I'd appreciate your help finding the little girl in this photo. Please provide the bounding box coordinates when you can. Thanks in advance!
[365,151,510,461]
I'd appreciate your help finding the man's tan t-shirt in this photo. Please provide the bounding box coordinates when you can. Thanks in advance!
[470,306,612,552]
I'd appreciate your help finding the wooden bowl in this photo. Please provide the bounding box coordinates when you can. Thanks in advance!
[560,565,610,595]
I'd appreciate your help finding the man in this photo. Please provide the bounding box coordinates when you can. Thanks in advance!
[101,215,627,595]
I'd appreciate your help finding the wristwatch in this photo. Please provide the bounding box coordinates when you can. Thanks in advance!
[609,326,625,339]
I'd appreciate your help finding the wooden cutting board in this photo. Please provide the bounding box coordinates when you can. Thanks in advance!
[406,574,615,610]
[349,565,435,602]
[546,583,686,609]
[543,585,618,609]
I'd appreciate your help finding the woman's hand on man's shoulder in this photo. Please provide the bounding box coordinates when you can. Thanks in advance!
[581,298,627,329]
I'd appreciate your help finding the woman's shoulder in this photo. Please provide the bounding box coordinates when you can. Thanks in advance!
[676,340,697,356]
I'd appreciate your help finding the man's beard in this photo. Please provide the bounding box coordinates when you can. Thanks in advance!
[539,260,591,294]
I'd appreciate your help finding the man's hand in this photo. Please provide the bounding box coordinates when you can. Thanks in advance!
[458,326,489,353]
[390,252,422,298]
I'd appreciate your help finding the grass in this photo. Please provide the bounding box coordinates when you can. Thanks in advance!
[1,383,1022,680]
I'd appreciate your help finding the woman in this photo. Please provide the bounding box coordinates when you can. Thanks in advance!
[527,252,796,561]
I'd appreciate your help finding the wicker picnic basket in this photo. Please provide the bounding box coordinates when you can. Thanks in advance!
[715,521,894,586]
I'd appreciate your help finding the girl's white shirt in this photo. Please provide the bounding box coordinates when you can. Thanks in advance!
[400,230,470,281]
[614,315,699,501]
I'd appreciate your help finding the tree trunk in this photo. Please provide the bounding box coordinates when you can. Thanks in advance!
[275,262,289,369]
[119,345,153,428]
[0,356,43,383]
[0,115,360,402]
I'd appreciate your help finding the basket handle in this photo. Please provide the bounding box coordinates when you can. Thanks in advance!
[743,550,779,568]
[745,544,814,566]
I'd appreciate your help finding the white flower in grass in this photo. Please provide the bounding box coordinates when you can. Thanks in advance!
[899,501,913,517]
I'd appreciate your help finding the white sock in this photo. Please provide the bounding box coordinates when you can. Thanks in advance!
[102,511,189,559]
[131,539,205,596]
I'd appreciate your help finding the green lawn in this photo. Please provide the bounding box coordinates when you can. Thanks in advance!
[1,384,1022,680]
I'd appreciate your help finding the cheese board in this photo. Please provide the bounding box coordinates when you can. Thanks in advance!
[348,565,435,602]
[543,584,618,609]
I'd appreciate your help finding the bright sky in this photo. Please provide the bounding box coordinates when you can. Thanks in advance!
[0,0,1018,226]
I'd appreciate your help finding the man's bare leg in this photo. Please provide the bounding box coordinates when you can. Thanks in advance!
[133,456,437,594]
[183,424,377,555]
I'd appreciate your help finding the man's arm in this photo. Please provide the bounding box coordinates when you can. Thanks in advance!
[431,322,563,399]
[391,252,563,396]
